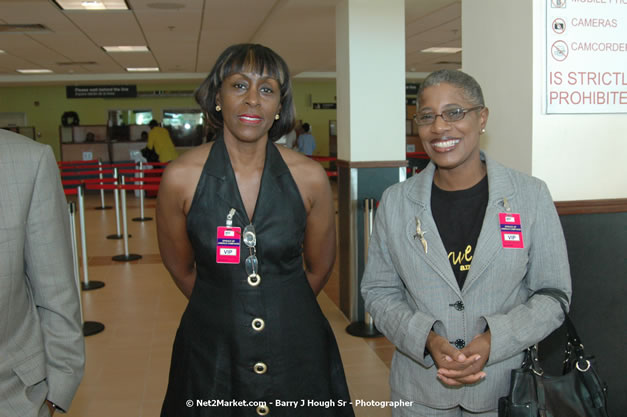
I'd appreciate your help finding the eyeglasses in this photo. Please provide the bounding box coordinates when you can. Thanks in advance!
[413,105,484,126]
[243,224,260,286]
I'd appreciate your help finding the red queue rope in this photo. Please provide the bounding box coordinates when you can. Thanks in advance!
[63,178,117,186]
[309,155,337,162]
[123,176,162,183]
[62,169,114,177]
[61,168,165,177]
[59,162,137,171]
[119,168,165,175]
[85,183,160,191]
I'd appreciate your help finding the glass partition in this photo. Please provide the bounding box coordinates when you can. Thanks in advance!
[162,109,204,146]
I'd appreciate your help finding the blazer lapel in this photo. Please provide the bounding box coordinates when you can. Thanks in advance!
[462,154,517,293]
[405,162,461,295]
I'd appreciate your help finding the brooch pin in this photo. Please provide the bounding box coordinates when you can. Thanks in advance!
[414,217,428,254]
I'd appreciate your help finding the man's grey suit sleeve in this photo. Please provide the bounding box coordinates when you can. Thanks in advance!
[361,189,437,367]
[24,146,85,411]
[483,180,572,364]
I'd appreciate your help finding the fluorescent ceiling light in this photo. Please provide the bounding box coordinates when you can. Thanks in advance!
[0,50,6,54]
[53,0,129,10]
[421,47,462,54]
[17,69,54,74]
[103,46,150,52]
[127,67,160,72]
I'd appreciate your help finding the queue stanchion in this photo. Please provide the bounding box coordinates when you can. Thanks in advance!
[112,176,142,262]
[132,161,152,222]
[67,198,105,337]
[94,160,112,210]
[346,197,382,337]
[77,185,105,291]
[106,167,130,240]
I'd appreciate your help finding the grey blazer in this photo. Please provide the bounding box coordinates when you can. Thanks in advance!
[361,153,572,412]
[0,131,85,416]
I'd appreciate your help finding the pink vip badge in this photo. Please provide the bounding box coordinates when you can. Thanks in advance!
[499,213,524,249]
[216,226,241,264]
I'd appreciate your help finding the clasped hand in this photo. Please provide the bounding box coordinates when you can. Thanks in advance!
[425,330,491,386]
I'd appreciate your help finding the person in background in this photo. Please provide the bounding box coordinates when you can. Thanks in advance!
[0,129,85,416]
[298,122,316,155]
[361,69,571,416]
[147,119,179,162]
[140,130,148,141]
[157,43,354,417]
[279,127,298,150]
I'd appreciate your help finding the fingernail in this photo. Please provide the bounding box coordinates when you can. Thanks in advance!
[475,355,481,361]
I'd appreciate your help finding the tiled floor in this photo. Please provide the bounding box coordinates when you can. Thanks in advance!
[64,190,396,417]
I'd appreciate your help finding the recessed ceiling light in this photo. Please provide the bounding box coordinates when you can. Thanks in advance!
[421,47,462,54]
[127,67,160,72]
[103,46,150,52]
[53,0,129,10]
[17,69,54,74]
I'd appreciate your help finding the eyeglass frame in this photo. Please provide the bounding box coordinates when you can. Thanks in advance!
[413,105,484,126]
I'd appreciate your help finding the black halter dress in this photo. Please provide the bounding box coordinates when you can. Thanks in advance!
[161,136,354,417]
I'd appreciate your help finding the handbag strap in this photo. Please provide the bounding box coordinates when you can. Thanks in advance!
[530,289,608,411]
[532,288,592,372]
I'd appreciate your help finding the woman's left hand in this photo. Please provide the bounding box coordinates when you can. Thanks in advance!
[436,330,491,386]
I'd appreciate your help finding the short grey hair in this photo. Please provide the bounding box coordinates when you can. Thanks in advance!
[417,69,485,107]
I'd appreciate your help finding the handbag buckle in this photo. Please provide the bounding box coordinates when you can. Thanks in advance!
[575,359,591,372]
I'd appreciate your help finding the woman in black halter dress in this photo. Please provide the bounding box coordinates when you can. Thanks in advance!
[156,44,354,417]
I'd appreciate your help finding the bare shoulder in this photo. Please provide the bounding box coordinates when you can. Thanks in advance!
[160,142,213,213]
[276,145,330,212]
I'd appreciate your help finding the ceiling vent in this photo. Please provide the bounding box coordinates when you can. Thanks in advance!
[57,61,98,66]
[0,24,51,33]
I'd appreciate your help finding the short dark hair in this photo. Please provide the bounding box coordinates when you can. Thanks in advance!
[149,120,159,128]
[195,44,295,142]
[418,69,485,107]
[302,123,310,133]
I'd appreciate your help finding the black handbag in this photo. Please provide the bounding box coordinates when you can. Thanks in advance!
[498,288,610,417]
[141,146,159,163]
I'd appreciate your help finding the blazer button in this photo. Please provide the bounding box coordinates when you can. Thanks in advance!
[256,405,269,415]
[247,273,261,287]
[252,318,265,331]
[454,339,465,349]
[254,362,267,374]
[450,301,464,311]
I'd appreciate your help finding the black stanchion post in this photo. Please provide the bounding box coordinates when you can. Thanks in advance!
[132,161,153,222]
[112,176,142,262]
[346,197,382,337]
[94,160,112,210]
[77,185,105,291]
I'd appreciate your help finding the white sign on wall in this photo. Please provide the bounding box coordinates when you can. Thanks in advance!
[546,0,627,113]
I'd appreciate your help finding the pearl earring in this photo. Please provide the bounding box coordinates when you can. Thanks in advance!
[480,128,486,134]
[215,105,221,112]
[275,114,280,120]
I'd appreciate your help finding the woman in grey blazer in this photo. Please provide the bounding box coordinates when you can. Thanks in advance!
[361,70,572,416]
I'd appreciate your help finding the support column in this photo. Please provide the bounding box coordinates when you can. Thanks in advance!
[335,0,406,323]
